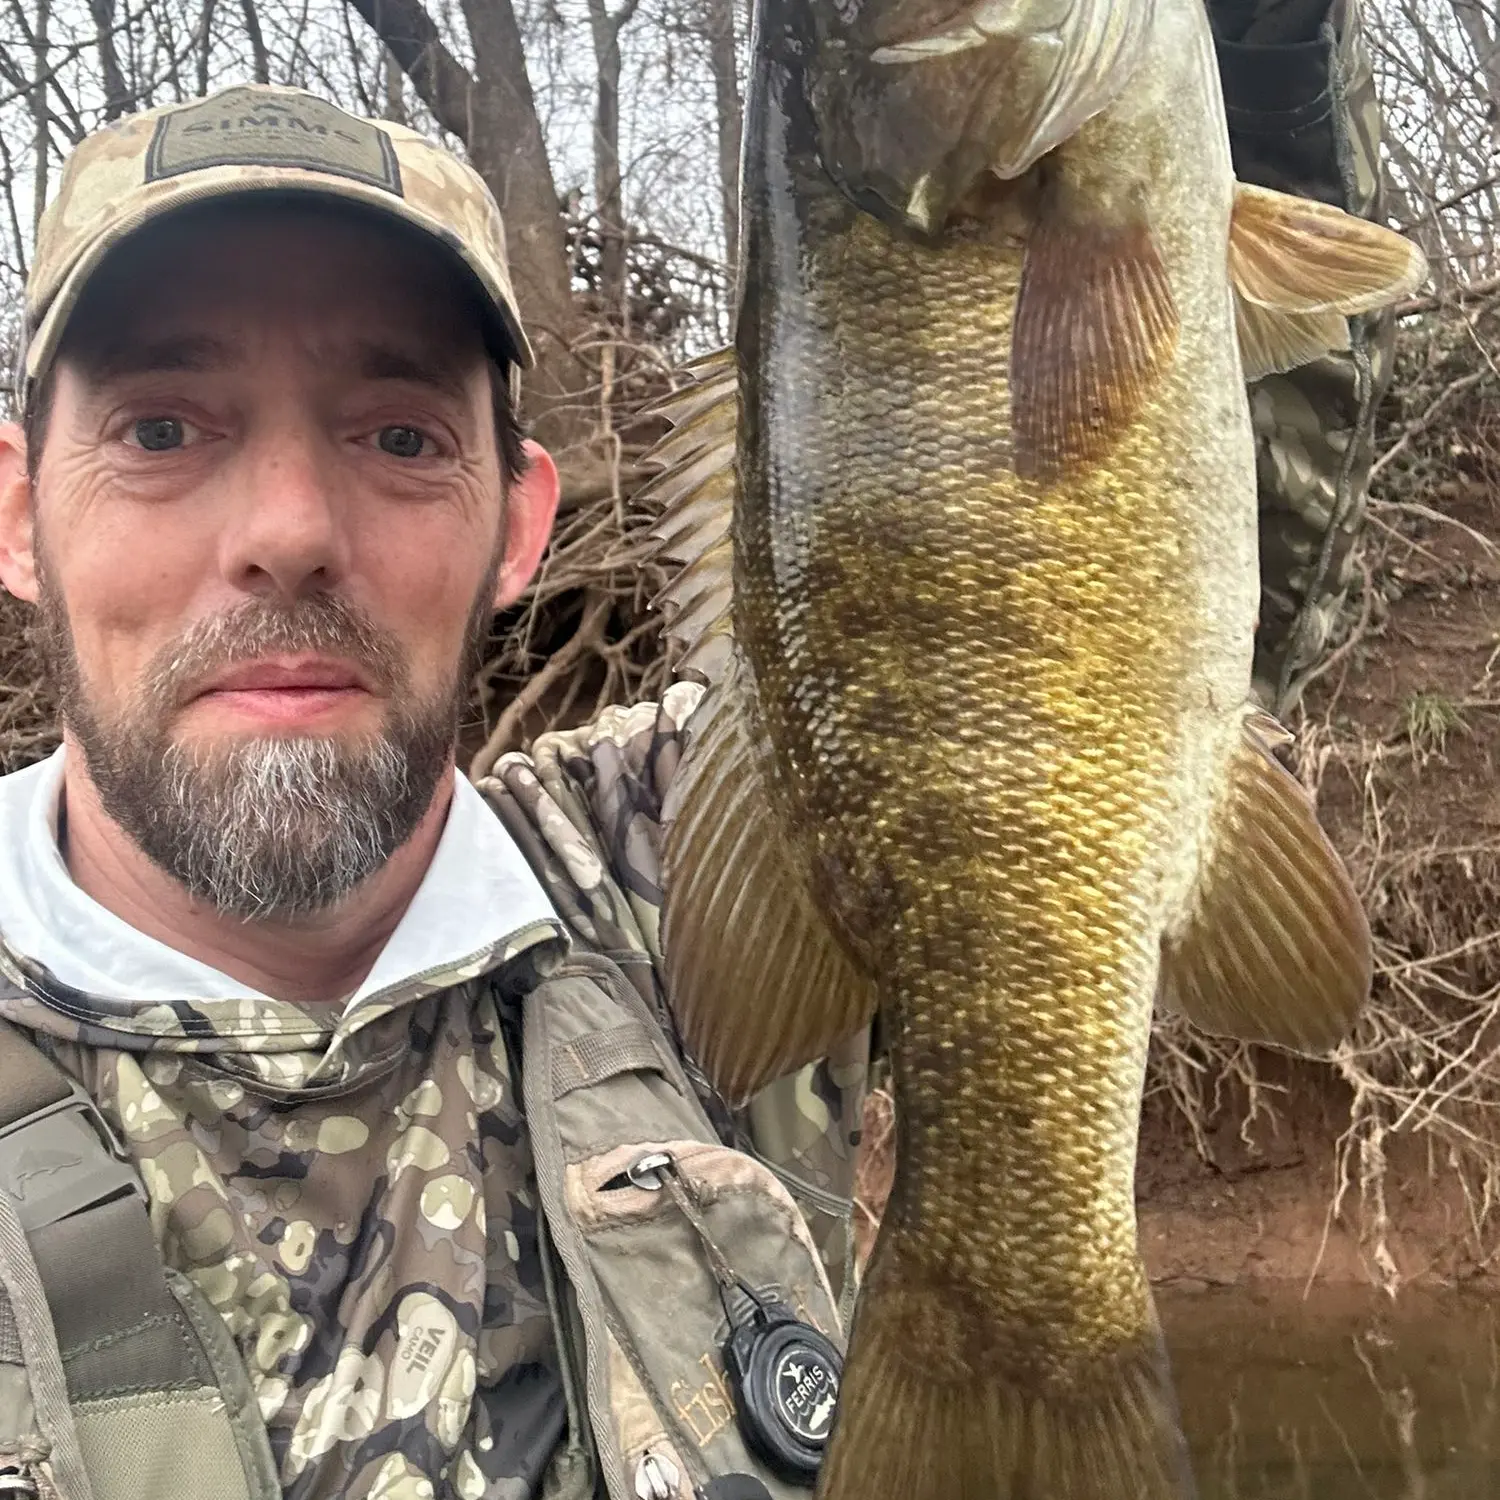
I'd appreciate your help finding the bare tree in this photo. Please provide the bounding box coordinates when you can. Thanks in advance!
[345,0,587,445]
[1375,0,1499,289]
[585,0,640,322]
[699,0,739,268]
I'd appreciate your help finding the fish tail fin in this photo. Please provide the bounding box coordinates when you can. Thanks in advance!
[818,1268,1195,1500]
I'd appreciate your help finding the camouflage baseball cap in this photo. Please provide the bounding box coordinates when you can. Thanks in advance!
[18,82,533,404]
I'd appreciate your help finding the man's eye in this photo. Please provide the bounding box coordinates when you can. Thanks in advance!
[128,417,188,451]
[377,425,428,459]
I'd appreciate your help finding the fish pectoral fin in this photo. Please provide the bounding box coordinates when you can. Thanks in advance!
[661,655,879,1106]
[1228,182,1427,379]
[1159,710,1372,1052]
[642,348,738,684]
[1011,190,1178,481]
[820,1250,1194,1500]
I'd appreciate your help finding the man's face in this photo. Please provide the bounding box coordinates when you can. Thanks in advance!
[0,200,558,918]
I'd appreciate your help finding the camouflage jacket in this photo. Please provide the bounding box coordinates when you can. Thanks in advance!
[0,684,867,1500]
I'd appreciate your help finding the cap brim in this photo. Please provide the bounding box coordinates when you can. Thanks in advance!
[21,174,534,400]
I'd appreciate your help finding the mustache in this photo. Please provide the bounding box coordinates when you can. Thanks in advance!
[140,594,406,712]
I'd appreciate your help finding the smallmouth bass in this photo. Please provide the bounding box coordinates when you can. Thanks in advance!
[647,0,1425,1495]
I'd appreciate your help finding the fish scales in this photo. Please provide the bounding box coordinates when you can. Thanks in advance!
[738,21,1245,1387]
[649,0,1423,1493]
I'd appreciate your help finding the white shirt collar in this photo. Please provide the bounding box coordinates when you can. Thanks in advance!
[0,747,560,1012]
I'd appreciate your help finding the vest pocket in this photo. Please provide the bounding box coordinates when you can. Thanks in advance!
[572,1140,842,1491]
[522,958,845,1499]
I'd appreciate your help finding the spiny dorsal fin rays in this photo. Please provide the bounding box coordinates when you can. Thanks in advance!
[639,347,739,686]
[650,473,734,566]
[644,352,878,1102]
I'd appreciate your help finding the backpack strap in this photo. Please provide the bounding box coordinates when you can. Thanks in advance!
[0,1021,279,1500]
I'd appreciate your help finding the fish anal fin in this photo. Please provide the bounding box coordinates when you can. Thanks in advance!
[818,1245,1193,1500]
[662,658,878,1105]
[1229,183,1426,314]
[1159,711,1372,1052]
[1012,193,1178,482]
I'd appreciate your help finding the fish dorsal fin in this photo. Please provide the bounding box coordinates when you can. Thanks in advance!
[641,350,737,683]
[1158,710,1372,1052]
[1228,182,1427,380]
[872,0,1158,181]
[661,655,880,1105]
[648,351,878,1098]
[1011,185,1179,481]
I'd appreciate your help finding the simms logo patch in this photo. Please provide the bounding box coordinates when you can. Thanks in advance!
[144,88,403,195]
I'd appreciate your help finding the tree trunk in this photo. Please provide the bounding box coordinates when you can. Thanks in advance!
[1452,2,1500,147]
[88,0,130,118]
[240,0,270,82]
[383,46,406,122]
[585,0,641,325]
[701,0,740,271]
[196,0,219,96]
[29,0,48,236]
[461,0,586,445]
[347,0,587,450]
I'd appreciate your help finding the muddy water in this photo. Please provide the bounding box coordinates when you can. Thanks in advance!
[1161,1287,1500,1498]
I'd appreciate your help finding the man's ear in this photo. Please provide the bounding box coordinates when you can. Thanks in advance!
[494,439,560,611]
[0,423,38,604]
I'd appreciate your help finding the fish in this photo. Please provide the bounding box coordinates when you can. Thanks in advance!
[643,0,1426,1495]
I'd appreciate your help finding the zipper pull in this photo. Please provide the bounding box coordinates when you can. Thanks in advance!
[634,1449,681,1499]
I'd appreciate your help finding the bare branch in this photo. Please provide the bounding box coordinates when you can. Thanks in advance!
[340,0,473,141]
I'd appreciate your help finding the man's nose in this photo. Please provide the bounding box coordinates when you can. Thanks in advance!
[218,425,351,598]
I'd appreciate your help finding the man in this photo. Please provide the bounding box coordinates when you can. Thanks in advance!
[0,89,860,1500]
[0,2,1391,1497]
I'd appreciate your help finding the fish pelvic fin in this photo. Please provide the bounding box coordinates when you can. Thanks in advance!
[641,347,737,682]
[818,1255,1195,1500]
[1011,182,1178,482]
[662,653,879,1105]
[1228,182,1427,380]
[1159,709,1372,1052]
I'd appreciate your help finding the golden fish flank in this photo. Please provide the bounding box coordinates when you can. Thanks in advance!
[647,0,1427,1497]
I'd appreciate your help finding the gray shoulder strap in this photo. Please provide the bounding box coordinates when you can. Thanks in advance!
[0,1020,278,1500]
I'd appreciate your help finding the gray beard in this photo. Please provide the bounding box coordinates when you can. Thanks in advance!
[116,726,451,921]
[37,586,474,921]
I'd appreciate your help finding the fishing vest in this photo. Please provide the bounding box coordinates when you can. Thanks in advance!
[0,947,846,1500]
